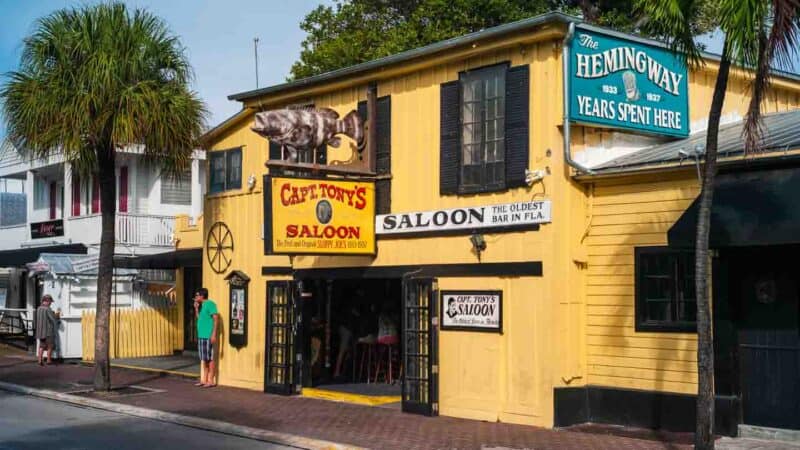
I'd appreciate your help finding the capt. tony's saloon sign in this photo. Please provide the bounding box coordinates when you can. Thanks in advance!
[569,26,689,137]
[441,291,502,332]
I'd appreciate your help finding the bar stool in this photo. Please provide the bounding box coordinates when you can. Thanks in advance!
[374,335,399,384]
[355,340,376,383]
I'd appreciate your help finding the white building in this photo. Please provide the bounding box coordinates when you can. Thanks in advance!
[0,142,205,357]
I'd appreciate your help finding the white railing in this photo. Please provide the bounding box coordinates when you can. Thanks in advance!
[67,213,174,247]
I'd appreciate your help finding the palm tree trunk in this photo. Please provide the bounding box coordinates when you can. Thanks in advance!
[93,146,116,391]
[695,40,731,450]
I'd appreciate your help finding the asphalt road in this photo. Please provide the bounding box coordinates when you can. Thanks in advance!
[0,391,293,450]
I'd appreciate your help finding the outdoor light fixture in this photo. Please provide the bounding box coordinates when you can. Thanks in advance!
[470,233,487,261]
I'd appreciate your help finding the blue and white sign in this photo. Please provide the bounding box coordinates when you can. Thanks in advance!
[569,27,689,137]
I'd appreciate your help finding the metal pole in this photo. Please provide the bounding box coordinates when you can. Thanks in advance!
[254,37,260,89]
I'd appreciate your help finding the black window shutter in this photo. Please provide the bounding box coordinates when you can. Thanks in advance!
[376,96,391,213]
[505,64,529,188]
[440,80,460,195]
[268,141,282,161]
[376,96,391,175]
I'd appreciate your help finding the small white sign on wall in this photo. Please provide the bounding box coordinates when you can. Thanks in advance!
[441,290,502,333]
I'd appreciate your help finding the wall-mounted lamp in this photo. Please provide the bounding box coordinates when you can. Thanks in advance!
[470,233,487,261]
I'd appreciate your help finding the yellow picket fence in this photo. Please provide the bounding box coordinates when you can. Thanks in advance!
[82,306,181,361]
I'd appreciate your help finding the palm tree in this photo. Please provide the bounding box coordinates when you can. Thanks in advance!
[636,1,798,448]
[1,3,206,391]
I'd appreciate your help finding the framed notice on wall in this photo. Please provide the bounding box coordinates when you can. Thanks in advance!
[225,270,249,348]
[441,290,502,333]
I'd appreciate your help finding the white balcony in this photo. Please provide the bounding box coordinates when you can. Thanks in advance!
[0,224,28,248]
[67,213,175,249]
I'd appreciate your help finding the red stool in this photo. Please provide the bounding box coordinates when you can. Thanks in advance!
[355,341,376,383]
[374,335,399,384]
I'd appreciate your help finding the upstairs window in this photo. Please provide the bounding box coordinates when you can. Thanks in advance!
[440,63,529,195]
[161,170,191,205]
[635,247,697,332]
[209,147,242,194]
[460,65,506,192]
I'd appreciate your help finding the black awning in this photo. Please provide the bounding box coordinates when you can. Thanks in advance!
[114,248,202,269]
[668,167,800,248]
[0,243,87,267]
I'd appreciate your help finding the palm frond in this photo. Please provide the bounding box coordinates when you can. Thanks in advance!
[635,0,704,68]
[743,0,800,154]
[0,2,207,178]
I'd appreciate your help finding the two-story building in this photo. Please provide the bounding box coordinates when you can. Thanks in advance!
[178,12,800,436]
[0,141,206,358]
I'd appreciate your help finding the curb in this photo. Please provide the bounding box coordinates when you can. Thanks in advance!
[0,381,363,450]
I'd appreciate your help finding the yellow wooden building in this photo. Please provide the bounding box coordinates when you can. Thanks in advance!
[173,12,800,435]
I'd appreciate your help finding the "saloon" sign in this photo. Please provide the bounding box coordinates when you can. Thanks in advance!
[265,176,376,255]
[569,26,689,137]
[376,200,551,235]
[441,290,502,332]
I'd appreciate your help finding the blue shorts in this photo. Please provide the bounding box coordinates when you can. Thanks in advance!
[198,338,214,362]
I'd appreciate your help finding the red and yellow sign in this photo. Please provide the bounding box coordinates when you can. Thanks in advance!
[267,176,375,255]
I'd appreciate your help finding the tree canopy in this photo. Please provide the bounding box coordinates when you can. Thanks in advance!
[289,0,719,80]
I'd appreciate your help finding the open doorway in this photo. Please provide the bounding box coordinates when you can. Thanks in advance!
[299,278,402,404]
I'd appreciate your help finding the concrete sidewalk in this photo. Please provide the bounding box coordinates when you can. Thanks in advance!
[0,349,705,450]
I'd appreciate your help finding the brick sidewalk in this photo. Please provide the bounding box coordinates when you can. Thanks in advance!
[0,353,690,450]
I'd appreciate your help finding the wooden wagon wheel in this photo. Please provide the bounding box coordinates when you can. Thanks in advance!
[206,221,233,274]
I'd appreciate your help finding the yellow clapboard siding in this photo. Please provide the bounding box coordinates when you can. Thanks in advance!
[587,344,697,362]
[591,211,686,226]
[586,275,633,286]
[588,355,698,373]
[591,199,695,215]
[586,233,667,246]
[595,178,698,196]
[586,305,634,316]
[588,375,696,394]
[588,223,673,236]
[588,255,633,266]
[585,295,635,306]
[587,324,697,340]
[592,189,699,206]
[586,334,696,350]
[587,264,634,276]
[586,315,636,327]
[588,364,696,384]
[586,285,634,296]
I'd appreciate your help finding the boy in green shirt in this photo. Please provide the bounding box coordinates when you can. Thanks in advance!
[194,288,219,387]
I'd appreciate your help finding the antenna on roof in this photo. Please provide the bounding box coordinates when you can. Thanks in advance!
[254,37,260,89]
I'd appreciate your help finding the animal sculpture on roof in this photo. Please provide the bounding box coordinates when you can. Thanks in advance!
[252,107,365,163]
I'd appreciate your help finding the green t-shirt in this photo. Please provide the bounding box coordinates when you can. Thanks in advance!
[197,300,218,339]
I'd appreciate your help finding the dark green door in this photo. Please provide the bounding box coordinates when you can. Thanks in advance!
[265,281,297,395]
[401,277,438,415]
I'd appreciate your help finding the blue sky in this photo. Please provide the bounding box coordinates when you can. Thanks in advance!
[0,0,332,138]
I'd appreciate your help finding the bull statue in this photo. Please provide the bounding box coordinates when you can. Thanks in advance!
[252,107,365,163]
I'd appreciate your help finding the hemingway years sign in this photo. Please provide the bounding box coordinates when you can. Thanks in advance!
[376,200,551,235]
[441,291,502,332]
[569,27,689,137]
[265,176,376,255]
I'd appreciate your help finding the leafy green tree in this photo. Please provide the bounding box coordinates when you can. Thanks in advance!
[1,3,206,390]
[636,0,798,448]
[289,0,718,80]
